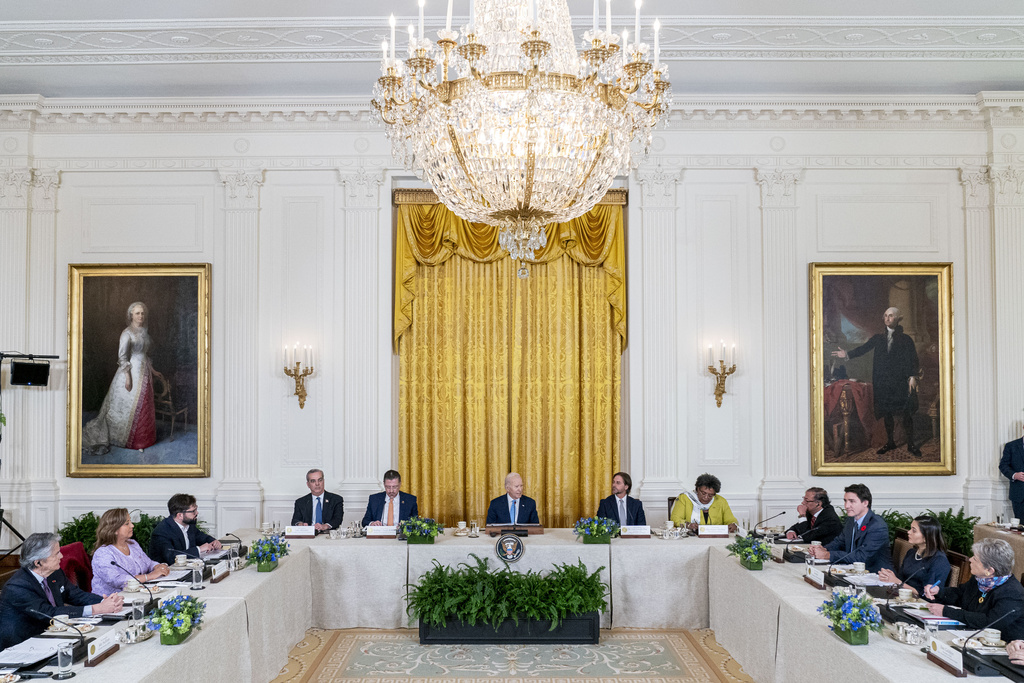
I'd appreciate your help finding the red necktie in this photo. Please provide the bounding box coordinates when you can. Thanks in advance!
[810,515,817,528]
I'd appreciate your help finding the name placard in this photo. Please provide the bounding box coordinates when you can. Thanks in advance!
[928,636,965,677]
[87,627,119,664]
[698,524,729,538]
[619,525,650,538]
[284,525,316,538]
[211,560,230,583]
[770,544,786,562]
[804,565,826,588]
[367,526,397,538]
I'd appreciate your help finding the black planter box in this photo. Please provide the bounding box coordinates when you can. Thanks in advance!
[418,611,600,644]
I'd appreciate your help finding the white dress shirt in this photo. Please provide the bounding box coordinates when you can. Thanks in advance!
[506,495,520,524]
[380,495,398,525]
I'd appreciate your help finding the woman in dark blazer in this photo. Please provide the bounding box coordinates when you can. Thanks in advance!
[924,537,1024,642]
[878,515,951,597]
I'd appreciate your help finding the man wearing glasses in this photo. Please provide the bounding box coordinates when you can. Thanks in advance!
[784,487,842,545]
[148,493,221,564]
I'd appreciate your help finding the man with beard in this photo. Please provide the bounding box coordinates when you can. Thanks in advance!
[832,306,921,457]
[148,493,221,564]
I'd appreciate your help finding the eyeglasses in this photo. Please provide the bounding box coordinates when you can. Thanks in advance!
[185,507,198,514]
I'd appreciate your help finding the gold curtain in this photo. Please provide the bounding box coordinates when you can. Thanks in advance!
[396,203,625,528]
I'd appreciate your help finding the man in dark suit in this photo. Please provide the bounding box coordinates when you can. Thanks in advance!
[291,468,344,532]
[362,469,418,526]
[999,431,1024,520]
[0,532,123,649]
[486,472,540,526]
[808,483,893,573]
[784,487,843,545]
[149,493,221,564]
[596,472,647,526]
[832,306,921,456]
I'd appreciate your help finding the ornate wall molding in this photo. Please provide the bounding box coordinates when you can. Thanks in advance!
[992,166,1024,204]
[30,169,60,211]
[219,169,264,210]
[755,168,802,208]
[4,94,1021,133]
[635,167,685,209]
[960,166,992,208]
[0,168,32,209]
[337,167,384,210]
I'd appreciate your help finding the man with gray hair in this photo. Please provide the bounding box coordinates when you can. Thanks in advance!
[486,472,540,526]
[0,532,123,648]
[832,306,922,457]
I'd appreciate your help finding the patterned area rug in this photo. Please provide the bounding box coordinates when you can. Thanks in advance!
[271,628,754,682]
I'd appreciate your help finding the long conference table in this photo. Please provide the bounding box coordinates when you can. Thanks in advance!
[47,528,970,682]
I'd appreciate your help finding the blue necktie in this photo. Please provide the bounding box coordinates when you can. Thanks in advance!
[315,497,323,524]
[510,500,516,524]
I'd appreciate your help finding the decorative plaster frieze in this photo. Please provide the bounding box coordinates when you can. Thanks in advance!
[0,168,32,209]
[635,167,685,209]
[992,166,1024,204]
[30,169,60,211]
[1,17,1021,64]
[755,168,802,208]
[337,167,384,209]
[219,169,264,210]
[960,166,992,208]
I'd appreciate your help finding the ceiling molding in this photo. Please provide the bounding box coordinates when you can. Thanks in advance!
[1,17,1022,65]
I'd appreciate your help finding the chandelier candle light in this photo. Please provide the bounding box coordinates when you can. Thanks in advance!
[284,342,314,409]
[706,340,737,408]
[373,0,671,277]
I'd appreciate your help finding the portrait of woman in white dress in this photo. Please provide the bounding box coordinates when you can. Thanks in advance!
[82,301,161,455]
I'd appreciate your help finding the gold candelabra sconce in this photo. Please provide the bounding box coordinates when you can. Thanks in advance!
[706,341,737,408]
[284,342,315,409]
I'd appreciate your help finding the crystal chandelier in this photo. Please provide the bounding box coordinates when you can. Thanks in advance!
[373,0,671,276]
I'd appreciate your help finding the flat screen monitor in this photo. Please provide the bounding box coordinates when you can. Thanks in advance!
[10,360,50,386]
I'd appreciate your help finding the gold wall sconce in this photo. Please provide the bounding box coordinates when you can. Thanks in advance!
[706,340,737,408]
[284,342,314,409]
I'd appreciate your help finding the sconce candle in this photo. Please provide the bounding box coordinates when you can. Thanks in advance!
[284,341,315,409]
[706,341,738,408]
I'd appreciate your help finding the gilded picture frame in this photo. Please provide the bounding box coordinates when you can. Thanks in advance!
[809,263,954,476]
[67,263,211,477]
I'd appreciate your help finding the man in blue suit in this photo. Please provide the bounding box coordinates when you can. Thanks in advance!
[596,472,647,526]
[486,472,540,526]
[362,469,418,526]
[808,483,892,572]
[0,533,122,649]
[999,431,1024,520]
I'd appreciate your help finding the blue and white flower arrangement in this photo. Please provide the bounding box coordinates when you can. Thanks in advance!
[818,589,883,634]
[147,594,206,637]
[246,536,289,566]
[573,516,620,539]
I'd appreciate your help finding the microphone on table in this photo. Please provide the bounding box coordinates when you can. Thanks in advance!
[884,565,928,609]
[749,511,786,537]
[109,561,155,605]
[223,532,247,558]
[823,550,857,587]
[958,609,1018,676]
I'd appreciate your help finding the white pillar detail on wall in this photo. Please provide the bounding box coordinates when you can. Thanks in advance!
[336,167,388,505]
[755,168,805,516]
[215,170,265,533]
[0,169,31,541]
[632,165,685,514]
[992,165,1024,452]
[960,167,1001,520]
[24,170,61,533]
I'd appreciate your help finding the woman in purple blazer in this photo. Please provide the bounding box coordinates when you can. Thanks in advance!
[91,508,170,595]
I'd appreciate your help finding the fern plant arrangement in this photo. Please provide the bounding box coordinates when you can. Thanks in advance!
[725,534,773,570]
[407,554,607,636]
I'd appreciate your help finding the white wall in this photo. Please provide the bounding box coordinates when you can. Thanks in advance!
[0,93,1022,542]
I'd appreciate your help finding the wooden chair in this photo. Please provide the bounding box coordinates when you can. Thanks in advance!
[153,372,188,442]
[946,549,970,588]
[892,537,914,571]
[59,541,92,592]
[667,496,677,518]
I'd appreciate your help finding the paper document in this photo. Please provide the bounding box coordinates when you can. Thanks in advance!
[151,569,191,582]
[844,573,896,587]
[201,549,230,560]
[0,636,63,666]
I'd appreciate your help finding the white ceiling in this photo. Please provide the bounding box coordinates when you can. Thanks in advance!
[1,0,1022,99]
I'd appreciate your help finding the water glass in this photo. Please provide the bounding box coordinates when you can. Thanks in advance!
[132,597,145,625]
[56,641,74,678]
[191,567,204,590]
[229,545,239,569]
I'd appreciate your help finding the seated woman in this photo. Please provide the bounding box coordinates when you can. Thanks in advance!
[924,538,1024,642]
[91,508,170,595]
[877,515,951,597]
[670,473,738,533]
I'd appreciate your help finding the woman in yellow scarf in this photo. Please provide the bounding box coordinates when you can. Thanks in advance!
[671,473,739,532]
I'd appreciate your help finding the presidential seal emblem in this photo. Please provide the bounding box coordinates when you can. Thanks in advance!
[495,533,525,563]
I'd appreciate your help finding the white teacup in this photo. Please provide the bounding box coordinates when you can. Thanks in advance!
[898,588,913,601]
[852,561,866,573]
[982,628,1002,642]
[810,540,822,547]
[124,579,141,592]
[457,521,467,530]
[1013,518,1021,527]
[664,521,674,530]
[174,554,187,566]
[49,619,68,631]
